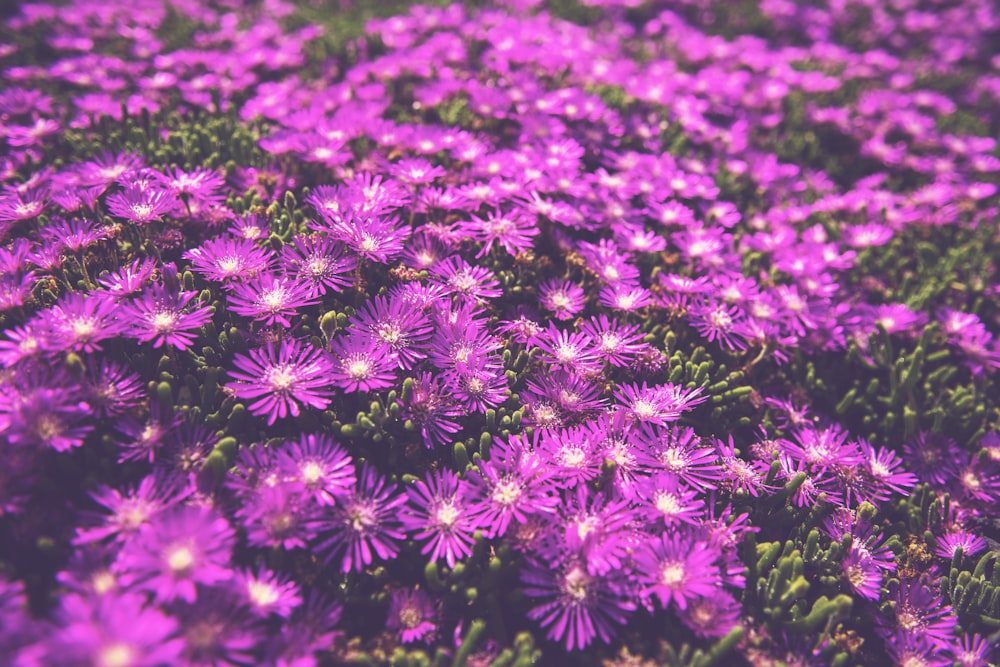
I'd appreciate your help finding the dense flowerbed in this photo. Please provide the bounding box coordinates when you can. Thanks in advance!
[2,0,1000,665]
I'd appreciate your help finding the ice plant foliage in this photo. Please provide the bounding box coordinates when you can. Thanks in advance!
[1,0,1000,665]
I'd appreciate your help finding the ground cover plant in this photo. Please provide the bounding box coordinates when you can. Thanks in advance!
[1,0,1000,665]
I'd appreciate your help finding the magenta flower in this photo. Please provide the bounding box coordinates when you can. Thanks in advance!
[120,285,214,350]
[351,294,433,370]
[226,339,336,425]
[42,291,123,353]
[183,236,275,284]
[316,463,407,573]
[401,469,477,568]
[328,332,398,393]
[522,557,635,651]
[633,532,721,611]
[387,588,438,644]
[235,566,302,619]
[227,273,318,327]
[105,185,178,225]
[538,279,586,321]
[116,504,235,603]
[74,472,190,545]
[614,382,706,426]
[279,234,356,297]
[49,592,183,667]
[275,433,355,506]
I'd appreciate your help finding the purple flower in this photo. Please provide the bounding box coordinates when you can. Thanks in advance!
[274,434,354,506]
[326,213,410,264]
[633,531,721,611]
[402,469,477,568]
[105,185,178,225]
[0,365,92,452]
[84,359,145,418]
[42,291,123,353]
[316,463,407,573]
[351,294,433,370]
[279,234,356,297]
[676,590,742,638]
[228,273,318,327]
[522,557,635,651]
[328,332,398,393]
[431,256,503,303]
[183,236,275,284]
[467,435,559,539]
[226,339,335,425]
[535,324,602,375]
[121,285,214,350]
[934,529,988,559]
[235,566,302,618]
[578,314,647,368]
[635,424,722,491]
[75,472,190,545]
[614,382,706,426]
[386,588,438,644]
[235,480,319,551]
[398,372,463,448]
[463,207,539,258]
[48,592,183,667]
[116,504,235,603]
[903,431,962,486]
[96,256,157,297]
[635,473,704,527]
[538,279,586,321]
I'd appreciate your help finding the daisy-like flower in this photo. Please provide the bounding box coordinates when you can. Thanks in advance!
[635,473,704,527]
[105,185,178,225]
[463,207,539,258]
[615,382,705,426]
[326,213,410,264]
[934,529,988,560]
[398,372,463,448]
[315,463,407,573]
[634,531,721,611]
[279,234,356,297]
[635,424,723,491]
[84,359,145,418]
[522,557,635,651]
[401,469,478,568]
[236,481,319,551]
[538,279,586,321]
[116,504,235,604]
[351,294,433,370]
[74,472,190,545]
[328,332,398,393]
[226,339,336,425]
[902,431,962,486]
[235,566,302,619]
[77,151,144,189]
[42,291,123,353]
[48,591,183,667]
[431,256,503,303]
[96,256,157,297]
[121,285,214,350]
[274,433,354,506]
[41,216,108,254]
[579,314,647,368]
[387,588,438,644]
[0,365,93,452]
[535,324,602,375]
[228,273,318,327]
[183,236,274,284]
[0,187,47,222]
[676,590,742,639]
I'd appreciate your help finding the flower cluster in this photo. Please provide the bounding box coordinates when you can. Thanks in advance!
[1,0,999,665]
